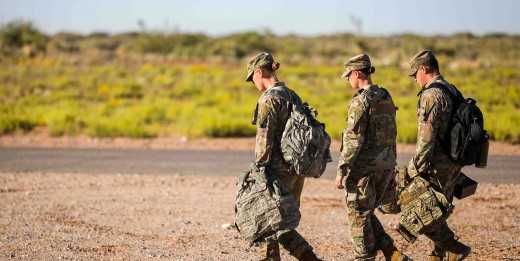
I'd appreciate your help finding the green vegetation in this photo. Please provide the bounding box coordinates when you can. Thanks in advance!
[1,21,519,143]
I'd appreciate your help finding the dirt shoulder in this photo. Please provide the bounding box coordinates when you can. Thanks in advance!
[1,172,519,260]
[1,132,519,156]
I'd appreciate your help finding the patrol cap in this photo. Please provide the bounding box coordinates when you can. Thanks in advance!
[341,54,375,78]
[245,52,275,82]
[408,50,437,76]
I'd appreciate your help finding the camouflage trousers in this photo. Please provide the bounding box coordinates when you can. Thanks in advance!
[424,222,456,257]
[344,169,397,261]
[258,168,312,261]
[424,158,462,257]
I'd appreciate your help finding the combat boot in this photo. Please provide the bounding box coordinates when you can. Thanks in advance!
[298,250,323,261]
[381,244,409,261]
[428,255,444,261]
[441,237,471,261]
[447,249,471,261]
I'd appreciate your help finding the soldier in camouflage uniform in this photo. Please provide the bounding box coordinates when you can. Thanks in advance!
[246,52,322,261]
[335,54,408,261]
[407,50,472,261]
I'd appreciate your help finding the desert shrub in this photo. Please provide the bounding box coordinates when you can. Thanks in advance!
[0,20,48,57]
[45,108,82,136]
[86,116,155,138]
[0,104,38,133]
[0,29,519,143]
[0,114,36,134]
[200,116,256,138]
[111,83,143,99]
[50,32,82,53]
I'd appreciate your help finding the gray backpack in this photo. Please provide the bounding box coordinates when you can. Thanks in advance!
[264,86,332,178]
[234,162,301,245]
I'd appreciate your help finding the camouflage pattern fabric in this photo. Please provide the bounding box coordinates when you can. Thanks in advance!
[254,82,299,171]
[263,87,332,178]
[252,81,313,260]
[407,50,437,76]
[344,169,397,260]
[338,84,399,260]
[377,168,400,215]
[245,52,275,82]
[407,75,463,257]
[255,170,311,261]
[341,54,375,78]
[258,230,311,261]
[338,84,397,179]
[424,222,456,257]
[397,176,453,243]
[234,163,301,245]
[407,75,462,179]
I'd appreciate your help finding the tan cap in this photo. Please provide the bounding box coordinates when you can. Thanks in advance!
[341,54,374,78]
[245,52,275,82]
[408,50,437,76]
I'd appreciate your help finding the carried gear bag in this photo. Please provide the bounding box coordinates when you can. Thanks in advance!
[421,83,489,167]
[263,86,332,178]
[235,162,301,245]
[396,174,454,243]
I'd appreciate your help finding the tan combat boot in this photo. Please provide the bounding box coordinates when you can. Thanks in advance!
[381,244,409,261]
[298,250,323,261]
[428,255,444,261]
[442,238,471,261]
[447,249,471,261]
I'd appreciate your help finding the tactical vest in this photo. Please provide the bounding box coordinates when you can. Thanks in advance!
[363,87,397,148]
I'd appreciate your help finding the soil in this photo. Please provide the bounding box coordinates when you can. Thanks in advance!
[1,132,520,260]
[1,172,519,260]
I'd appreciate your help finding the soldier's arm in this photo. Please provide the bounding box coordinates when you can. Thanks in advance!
[408,90,443,176]
[337,98,368,177]
[254,96,280,167]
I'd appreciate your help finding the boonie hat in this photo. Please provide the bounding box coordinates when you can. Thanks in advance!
[341,54,374,78]
[245,52,275,82]
[408,50,437,76]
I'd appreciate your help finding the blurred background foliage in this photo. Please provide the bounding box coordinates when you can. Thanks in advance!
[1,20,519,143]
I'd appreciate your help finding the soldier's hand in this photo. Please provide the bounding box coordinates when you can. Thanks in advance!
[335,175,345,189]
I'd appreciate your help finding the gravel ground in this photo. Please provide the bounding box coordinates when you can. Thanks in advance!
[1,172,519,260]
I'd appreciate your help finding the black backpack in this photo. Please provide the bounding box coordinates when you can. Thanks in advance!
[422,83,489,166]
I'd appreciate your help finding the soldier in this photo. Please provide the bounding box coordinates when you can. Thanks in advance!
[406,50,472,261]
[246,52,322,261]
[335,54,408,261]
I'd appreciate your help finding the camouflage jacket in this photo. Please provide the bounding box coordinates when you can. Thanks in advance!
[254,82,300,173]
[408,75,462,176]
[337,84,397,178]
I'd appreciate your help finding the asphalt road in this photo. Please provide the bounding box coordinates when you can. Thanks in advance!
[0,147,518,184]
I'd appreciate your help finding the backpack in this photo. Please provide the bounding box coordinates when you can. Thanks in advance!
[423,82,489,167]
[263,87,332,178]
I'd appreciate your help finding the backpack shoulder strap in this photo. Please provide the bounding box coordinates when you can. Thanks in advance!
[426,82,464,104]
[264,86,302,108]
[253,86,290,125]
[379,87,392,100]
[421,82,465,146]
[417,82,464,123]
